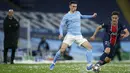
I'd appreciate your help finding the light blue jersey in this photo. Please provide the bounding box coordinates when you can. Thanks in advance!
[50,11,94,71]
[59,11,93,36]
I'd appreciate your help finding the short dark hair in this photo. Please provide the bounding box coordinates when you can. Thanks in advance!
[112,11,120,16]
[69,1,77,5]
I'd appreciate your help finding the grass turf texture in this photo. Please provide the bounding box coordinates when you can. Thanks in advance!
[0,62,130,73]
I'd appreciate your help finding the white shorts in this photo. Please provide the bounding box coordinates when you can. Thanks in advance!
[63,34,88,46]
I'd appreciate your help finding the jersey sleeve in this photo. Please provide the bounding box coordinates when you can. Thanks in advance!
[59,15,67,35]
[78,11,93,19]
[60,16,67,25]
[101,23,108,28]
[120,23,127,30]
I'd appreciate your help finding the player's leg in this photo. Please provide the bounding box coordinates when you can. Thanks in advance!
[11,47,16,64]
[96,45,118,67]
[105,46,117,63]
[93,42,113,73]
[3,48,8,64]
[96,41,111,66]
[50,35,74,70]
[92,47,111,73]
[75,36,93,70]
[96,45,116,67]
[95,47,111,67]
[82,41,94,70]
[81,42,93,64]
[50,43,69,70]
[54,43,68,63]
[99,47,110,65]
[117,49,122,61]
[116,44,122,61]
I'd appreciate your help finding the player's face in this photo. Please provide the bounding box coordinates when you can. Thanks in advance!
[8,11,14,17]
[69,4,77,12]
[111,15,119,24]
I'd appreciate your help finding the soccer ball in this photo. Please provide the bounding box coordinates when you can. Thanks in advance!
[92,64,101,73]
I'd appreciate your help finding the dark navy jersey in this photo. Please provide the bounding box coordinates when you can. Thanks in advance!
[102,22,126,46]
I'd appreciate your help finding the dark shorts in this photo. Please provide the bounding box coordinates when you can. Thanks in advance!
[103,40,116,58]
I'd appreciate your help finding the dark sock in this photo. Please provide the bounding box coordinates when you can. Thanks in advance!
[100,52,108,61]
[97,52,108,66]
[96,60,107,66]
[102,61,107,65]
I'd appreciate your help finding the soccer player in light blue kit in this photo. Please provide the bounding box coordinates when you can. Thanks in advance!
[50,1,97,71]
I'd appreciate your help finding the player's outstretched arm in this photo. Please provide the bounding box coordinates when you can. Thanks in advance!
[59,15,67,39]
[81,13,97,19]
[121,29,130,39]
[90,24,103,41]
[59,24,64,39]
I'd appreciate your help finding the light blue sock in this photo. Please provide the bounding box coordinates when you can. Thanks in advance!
[86,49,93,65]
[53,50,61,63]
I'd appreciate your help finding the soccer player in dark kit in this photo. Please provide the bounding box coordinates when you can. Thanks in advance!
[90,11,129,72]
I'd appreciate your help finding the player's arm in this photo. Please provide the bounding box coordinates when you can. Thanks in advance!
[120,23,130,39]
[90,23,104,41]
[59,16,66,39]
[3,19,8,34]
[121,28,130,39]
[59,23,64,39]
[3,19,6,32]
[81,13,97,19]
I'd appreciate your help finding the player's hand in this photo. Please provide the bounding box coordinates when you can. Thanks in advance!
[92,13,97,18]
[59,35,63,39]
[90,35,96,41]
[120,34,127,39]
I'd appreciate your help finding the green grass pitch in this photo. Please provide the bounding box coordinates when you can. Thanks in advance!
[0,62,130,73]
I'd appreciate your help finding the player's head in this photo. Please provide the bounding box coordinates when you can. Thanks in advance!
[8,9,14,17]
[41,36,46,41]
[111,11,120,24]
[69,1,77,12]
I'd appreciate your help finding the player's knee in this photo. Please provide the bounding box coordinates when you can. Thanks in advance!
[60,48,65,54]
[87,45,92,50]
[105,48,110,54]
[90,45,92,49]
[105,57,111,63]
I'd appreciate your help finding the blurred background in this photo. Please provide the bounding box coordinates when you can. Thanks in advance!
[0,0,130,63]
